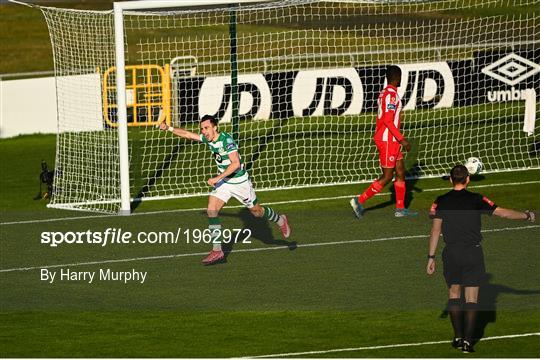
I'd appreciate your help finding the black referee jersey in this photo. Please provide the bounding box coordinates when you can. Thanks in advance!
[430,189,498,245]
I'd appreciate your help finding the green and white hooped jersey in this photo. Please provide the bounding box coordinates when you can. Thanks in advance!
[200,132,249,184]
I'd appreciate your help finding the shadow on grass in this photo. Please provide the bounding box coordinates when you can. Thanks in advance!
[130,142,186,212]
[439,273,540,344]
[219,208,297,262]
[245,118,289,173]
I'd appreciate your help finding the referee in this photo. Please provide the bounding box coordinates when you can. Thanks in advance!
[426,165,535,353]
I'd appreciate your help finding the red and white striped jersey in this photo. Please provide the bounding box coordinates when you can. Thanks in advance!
[373,85,404,143]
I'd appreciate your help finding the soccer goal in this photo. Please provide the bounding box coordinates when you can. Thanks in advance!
[36,0,539,214]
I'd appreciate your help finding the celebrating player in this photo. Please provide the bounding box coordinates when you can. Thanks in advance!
[160,115,291,265]
[427,164,535,353]
[350,65,417,219]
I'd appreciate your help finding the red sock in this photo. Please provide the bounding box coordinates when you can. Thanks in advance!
[358,180,384,204]
[394,180,406,209]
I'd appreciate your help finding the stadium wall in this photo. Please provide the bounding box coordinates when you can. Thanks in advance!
[0,74,103,138]
[0,76,58,138]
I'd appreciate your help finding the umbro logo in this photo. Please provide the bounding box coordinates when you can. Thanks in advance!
[481,53,540,86]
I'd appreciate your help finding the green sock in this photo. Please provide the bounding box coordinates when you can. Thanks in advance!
[209,217,222,251]
[263,206,281,224]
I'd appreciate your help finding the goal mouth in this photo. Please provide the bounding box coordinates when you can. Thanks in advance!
[35,0,539,214]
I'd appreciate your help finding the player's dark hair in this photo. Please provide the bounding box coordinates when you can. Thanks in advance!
[386,65,402,83]
[200,114,218,127]
[450,164,469,184]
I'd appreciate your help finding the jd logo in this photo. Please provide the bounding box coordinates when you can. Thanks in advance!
[198,74,271,123]
[397,63,455,110]
[292,68,363,117]
[216,83,261,121]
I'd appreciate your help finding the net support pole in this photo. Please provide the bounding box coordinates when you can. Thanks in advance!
[523,88,536,136]
[114,3,132,215]
[229,5,240,143]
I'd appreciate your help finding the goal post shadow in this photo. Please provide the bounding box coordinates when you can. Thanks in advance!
[130,142,187,212]
[244,118,290,173]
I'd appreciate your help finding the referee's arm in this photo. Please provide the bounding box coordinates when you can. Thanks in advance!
[427,218,442,275]
[493,207,536,222]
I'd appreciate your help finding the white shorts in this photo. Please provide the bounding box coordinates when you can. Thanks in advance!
[210,179,258,208]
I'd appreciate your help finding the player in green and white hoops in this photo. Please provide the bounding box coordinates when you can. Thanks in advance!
[160,115,291,265]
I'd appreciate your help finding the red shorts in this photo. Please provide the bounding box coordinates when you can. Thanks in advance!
[375,140,403,168]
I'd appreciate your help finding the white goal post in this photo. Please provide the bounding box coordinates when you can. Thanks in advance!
[33,0,538,214]
[113,0,276,215]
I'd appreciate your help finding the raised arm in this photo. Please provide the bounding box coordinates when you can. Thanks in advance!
[493,208,536,222]
[159,122,201,142]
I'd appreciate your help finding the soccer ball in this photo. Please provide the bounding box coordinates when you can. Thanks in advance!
[465,157,483,175]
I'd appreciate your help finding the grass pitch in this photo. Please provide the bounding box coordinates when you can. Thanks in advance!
[1,134,539,357]
[1,0,539,356]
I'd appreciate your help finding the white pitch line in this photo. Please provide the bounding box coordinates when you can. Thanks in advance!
[1,180,539,226]
[242,332,540,358]
[0,225,537,273]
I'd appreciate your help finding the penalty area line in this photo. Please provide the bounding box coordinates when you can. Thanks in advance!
[0,225,537,273]
[1,180,539,226]
[241,332,540,358]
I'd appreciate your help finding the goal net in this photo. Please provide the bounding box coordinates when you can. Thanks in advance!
[39,0,539,214]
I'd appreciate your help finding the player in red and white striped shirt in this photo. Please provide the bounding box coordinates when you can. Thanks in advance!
[351,65,417,218]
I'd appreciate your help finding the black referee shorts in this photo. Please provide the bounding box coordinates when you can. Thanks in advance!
[442,243,486,287]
